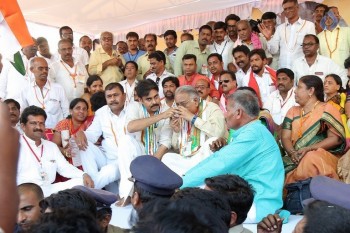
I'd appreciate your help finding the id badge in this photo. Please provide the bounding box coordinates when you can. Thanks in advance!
[39,167,48,182]
[201,64,208,76]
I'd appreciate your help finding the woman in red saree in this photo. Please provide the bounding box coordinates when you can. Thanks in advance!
[52,98,94,169]
[282,75,346,184]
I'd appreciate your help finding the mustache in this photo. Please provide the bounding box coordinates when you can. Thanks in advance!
[151,104,159,108]
[198,91,203,94]
[10,113,17,117]
[109,101,119,105]
[278,84,285,88]
[33,129,43,132]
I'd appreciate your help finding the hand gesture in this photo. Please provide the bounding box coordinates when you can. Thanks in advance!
[75,131,88,151]
[83,173,95,188]
[209,137,227,152]
[170,116,181,133]
[175,106,195,122]
[143,69,153,79]
[257,214,283,233]
[258,23,273,41]
[160,107,176,120]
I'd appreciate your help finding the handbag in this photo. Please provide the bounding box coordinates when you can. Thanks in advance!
[284,178,312,214]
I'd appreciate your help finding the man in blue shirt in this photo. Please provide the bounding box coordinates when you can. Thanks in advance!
[182,89,284,223]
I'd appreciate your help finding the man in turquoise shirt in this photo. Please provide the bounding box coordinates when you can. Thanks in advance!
[182,90,284,223]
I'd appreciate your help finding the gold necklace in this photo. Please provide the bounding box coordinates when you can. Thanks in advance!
[284,19,307,52]
[324,28,340,58]
[298,101,320,138]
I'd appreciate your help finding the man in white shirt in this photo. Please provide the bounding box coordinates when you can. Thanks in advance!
[263,68,296,127]
[162,86,226,176]
[17,106,94,197]
[37,37,57,65]
[161,76,179,111]
[49,39,88,102]
[119,61,139,106]
[59,26,89,68]
[232,45,251,87]
[225,14,241,43]
[146,51,174,99]
[209,21,234,70]
[0,40,37,101]
[292,34,347,87]
[260,12,279,70]
[207,53,224,91]
[4,99,22,134]
[75,83,143,203]
[20,57,69,129]
[126,79,175,160]
[242,49,276,106]
[259,0,315,69]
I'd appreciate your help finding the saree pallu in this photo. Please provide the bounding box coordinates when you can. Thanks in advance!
[327,93,350,151]
[283,103,346,184]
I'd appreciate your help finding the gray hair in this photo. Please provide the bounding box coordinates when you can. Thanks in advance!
[175,85,200,100]
[227,90,259,118]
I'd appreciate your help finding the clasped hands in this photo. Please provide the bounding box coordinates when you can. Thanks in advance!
[290,147,315,164]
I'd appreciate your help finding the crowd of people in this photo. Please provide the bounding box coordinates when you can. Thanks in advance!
[1,0,350,232]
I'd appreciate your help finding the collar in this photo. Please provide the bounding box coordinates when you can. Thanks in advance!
[60,57,78,65]
[229,224,245,233]
[22,133,43,147]
[164,46,178,54]
[277,86,294,98]
[224,88,236,97]
[32,80,51,89]
[253,67,270,78]
[232,119,259,137]
[301,54,320,63]
[108,106,126,117]
[286,17,304,26]
[238,67,251,75]
[99,47,118,56]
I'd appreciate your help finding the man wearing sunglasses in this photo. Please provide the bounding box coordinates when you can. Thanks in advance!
[292,34,347,86]
[219,71,237,113]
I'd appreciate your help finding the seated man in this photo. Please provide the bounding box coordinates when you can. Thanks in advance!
[263,68,296,127]
[4,98,22,133]
[75,83,143,205]
[205,175,254,233]
[162,86,226,176]
[16,106,94,197]
[126,79,175,160]
[181,90,284,223]
[73,186,125,233]
[16,183,44,233]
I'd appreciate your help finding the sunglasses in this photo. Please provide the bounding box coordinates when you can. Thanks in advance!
[219,80,230,85]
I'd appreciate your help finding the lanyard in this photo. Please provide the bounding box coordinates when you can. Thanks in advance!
[60,60,78,87]
[22,136,44,165]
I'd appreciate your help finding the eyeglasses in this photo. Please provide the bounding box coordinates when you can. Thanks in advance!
[101,37,113,42]
[301,43,318,48]
[219,80,230,85]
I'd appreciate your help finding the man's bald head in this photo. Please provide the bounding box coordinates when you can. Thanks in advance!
[17,183,43,231]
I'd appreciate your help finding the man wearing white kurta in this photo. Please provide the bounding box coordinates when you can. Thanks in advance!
[263,68,297,126]
[162,86,226,176]
[49,39,88,103]
[119,61,139,107]
[0,43,37,101]
[260,1,315,69]
[75,83,143,200]
[292,34,347,88]
[20,57,69,129]
[17,106,94,197]
[126,79,174,160]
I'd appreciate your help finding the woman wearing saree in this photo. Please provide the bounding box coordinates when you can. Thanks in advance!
[81,75,103,116]
[282,75,346,184]
[52,98,94,169]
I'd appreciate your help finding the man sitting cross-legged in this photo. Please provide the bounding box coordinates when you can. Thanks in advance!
[162,85,226,176]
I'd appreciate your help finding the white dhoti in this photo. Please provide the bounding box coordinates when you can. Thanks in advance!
[80,143,120,189]
[162,137,217,176]
[117,135,145,198]
[41,178,83,197]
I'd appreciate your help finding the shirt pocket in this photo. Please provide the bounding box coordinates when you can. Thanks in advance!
[46,93,61,115]
[42,159,58,182]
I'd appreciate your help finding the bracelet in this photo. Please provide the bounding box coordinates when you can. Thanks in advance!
[191,115,198,125]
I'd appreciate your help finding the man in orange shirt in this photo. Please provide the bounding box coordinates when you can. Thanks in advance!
[177,54,220,103]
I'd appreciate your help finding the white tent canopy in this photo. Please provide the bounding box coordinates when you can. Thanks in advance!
[18,0,321,41]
